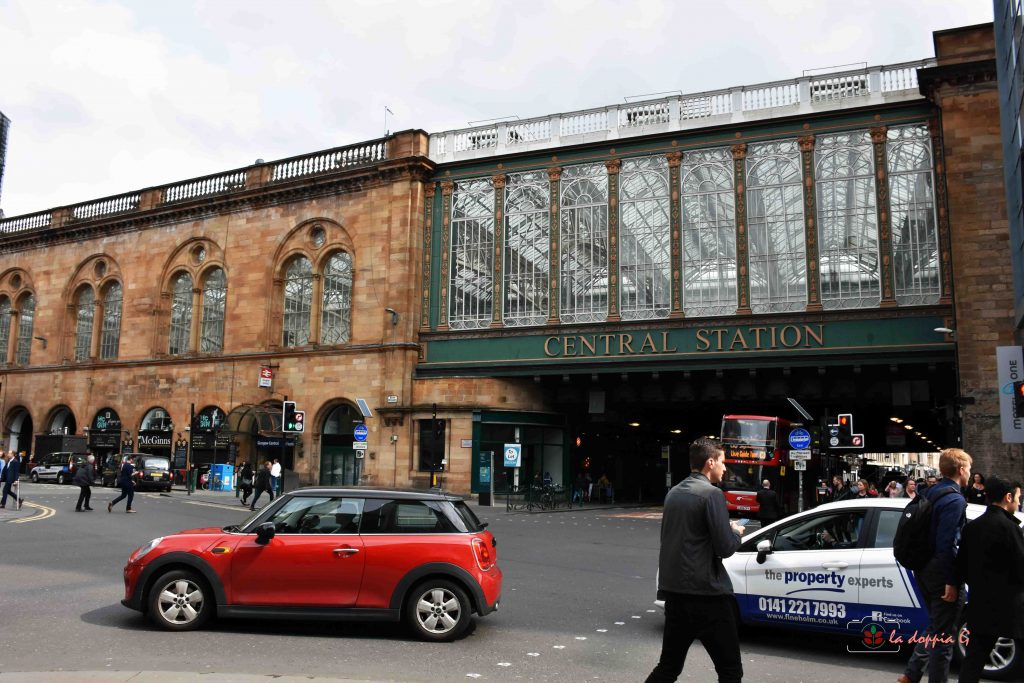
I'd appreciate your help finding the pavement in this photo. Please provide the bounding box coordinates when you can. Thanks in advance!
[0,675,388,683]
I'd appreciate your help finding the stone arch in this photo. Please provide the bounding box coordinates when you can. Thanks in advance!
[5,405,34,456]
[59,254,123,362]
[155,237,226,356]
[44,404,78,436]
[315,399,363,486]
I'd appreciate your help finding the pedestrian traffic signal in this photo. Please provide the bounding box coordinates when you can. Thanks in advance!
[1014,381,1024,418]
[828,413,865,449]
[283,401,305,433]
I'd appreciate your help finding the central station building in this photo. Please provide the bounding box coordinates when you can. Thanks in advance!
[0,23,1017,495]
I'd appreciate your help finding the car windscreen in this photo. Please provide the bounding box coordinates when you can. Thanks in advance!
[140,457,169,471]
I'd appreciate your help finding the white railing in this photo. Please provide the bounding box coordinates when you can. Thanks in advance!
[271,138,387,182]
[429,58,936,162]
[0,210,52,233]
[165,169,247,203]
[72,192,141,221]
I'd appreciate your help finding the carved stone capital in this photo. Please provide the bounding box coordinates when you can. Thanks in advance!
[666,151,683,168]
[731,143,747,160]
[424,183,436,199]
[798,135,815,153]
[605,159,622,174]
[492,173,507,190]
[440,181,455,196]
[547,167,562,183]
[869,126,888,145]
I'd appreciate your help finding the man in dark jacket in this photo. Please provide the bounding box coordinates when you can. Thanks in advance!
[250,461,274,511]
[831,475,855,502]
[73,454,96,511]
[108,455,137,513]
[646,437,744,683]
[0,450,24,509]
[954,476,1024,683]
[755,479,782,525]
[238,462,255,506]
[899,449,971,683]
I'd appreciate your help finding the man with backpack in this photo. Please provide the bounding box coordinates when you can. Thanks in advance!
[896,448,972,683]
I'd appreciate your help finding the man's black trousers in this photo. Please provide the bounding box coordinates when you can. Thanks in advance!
[646,592,743,682]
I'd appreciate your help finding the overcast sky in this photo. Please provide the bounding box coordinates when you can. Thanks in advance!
[0,0,994,217]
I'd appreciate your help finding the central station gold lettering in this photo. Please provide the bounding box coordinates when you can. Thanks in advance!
[543,325,825,357]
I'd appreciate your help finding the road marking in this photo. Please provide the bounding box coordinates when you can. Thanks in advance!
[8,501,55,524]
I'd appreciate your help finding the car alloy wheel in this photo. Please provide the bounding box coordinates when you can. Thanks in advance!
[956,622,1020,680]
[30,472,38,483]
[56,473,65,485]
[148,570,211,631]
[406,580,471,642]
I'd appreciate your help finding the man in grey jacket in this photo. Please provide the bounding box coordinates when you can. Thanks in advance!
[646,437,744,683]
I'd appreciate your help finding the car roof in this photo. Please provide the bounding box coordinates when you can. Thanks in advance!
[288,487,464,502]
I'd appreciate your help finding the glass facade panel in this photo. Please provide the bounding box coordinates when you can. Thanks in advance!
[200,268,227,353]
[619,156,670,320]
[100,282,122,359]
[681,148,737,316]
[321,252,352,344]
[887,125,940,305]
[169,272,192,355]
[15,294,34,365]
[0,297,10,364]
[815,131,881,309]
[503,171,550,326]
[449,178,494,329]
[746,140,807,313]
[74,287,95,362]
[560,163,609,323]
[283,256,313,347]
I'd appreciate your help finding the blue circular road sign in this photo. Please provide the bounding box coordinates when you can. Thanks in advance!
[353,424,369,442]
[788,428,811,450]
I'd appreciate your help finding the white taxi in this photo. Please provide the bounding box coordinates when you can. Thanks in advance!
[656,498,1023,680]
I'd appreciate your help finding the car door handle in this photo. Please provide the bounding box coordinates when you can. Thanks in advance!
[821,562,848,570]
[333,548,360,556]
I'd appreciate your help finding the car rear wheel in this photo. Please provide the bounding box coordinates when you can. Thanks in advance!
[404,579,472,642]
[956,621,1021,681]
[147,570,212,632]
[30,471,38,483]
[56,472,65,485]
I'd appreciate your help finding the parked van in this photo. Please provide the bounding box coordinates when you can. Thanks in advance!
[29,452,77,484]
[102,453,172,492]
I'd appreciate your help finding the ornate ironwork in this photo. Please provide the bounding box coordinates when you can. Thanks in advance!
[619,156,671,320]
[320,253,352,344]
[448,178,495,330]
[99,282,122,359]
[200,268,227,353]
[732,144,751,314]
[871,127,898,307]
[75,287,95,361]
[560,163,609,324]
[504,171,550,327]
[887,125,940,306]
[283,256,313,347]
[169,273,193,355]
[683,148,738,317]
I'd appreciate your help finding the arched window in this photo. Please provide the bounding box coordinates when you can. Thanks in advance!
[746,140,806,313]
[15,293,35,365]
[0,297,11,364]
[74,287,95,362]
[169,272,193,355]
[560,163,609,323]
[503,171,549,327]
[815,131,880,309]
[320,253,352,344]
[100,282,122,359]
[887,125,939,305]
[200,268,227,353]
[283,256,313,347]
[681,148,737,317]
[449,178,495,329]
[619,156,670,320]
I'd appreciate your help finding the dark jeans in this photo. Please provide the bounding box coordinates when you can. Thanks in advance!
[1,480,22,506]
[958,631,999,683]
[646,592,743,683]
[76,484,92,510]
[240,483,253,503]
[903,565,964,683]
[110,484,135,510]
[250,486,274,509]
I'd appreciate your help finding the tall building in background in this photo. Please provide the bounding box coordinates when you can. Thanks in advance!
[0,111,9,217]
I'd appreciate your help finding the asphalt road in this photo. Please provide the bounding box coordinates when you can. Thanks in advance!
[0,483,936,682]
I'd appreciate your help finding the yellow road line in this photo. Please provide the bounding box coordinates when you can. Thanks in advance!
[9,501,55,524]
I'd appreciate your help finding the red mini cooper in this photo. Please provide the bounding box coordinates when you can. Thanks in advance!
[121,488,501,642]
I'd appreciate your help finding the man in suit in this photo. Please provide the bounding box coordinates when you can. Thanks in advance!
[954,476,1024,683]
[108,454,137,513]
[755,479,782,525]
[0,450,25,510]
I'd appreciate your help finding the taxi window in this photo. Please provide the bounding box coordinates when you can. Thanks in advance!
[772,510,866,551]
[872,510,902,548]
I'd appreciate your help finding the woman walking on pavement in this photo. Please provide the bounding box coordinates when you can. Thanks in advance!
[74,454,96,511]
[250,461,274,510]
[108,454,138,513]
[238,461,254,506]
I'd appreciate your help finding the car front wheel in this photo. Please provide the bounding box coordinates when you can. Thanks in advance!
[147,570,212,632]
[30,471,38,483]
[405,579,472,642]
[956,621,1021,681]
[56,473,65,485]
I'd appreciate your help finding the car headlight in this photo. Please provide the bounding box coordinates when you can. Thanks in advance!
[131,537,164,563]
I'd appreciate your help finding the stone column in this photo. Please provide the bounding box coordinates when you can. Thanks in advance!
[606,158,622,322]
[437,181,455,331]
[799,135,824,312]
[731,144,752,315]
[309,273,323,344]
[490,174,506,328]
[269,278,284,351]
[90,299,103,359]
[928,119,954,306]
[870,126,898,308]
[188,288,202,353]
[667,152,684,318]
[7,310,18,364]
[546,168,562,325]
[420,183,436,332]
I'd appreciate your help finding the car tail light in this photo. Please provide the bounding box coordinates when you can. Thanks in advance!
[472,537,494,571]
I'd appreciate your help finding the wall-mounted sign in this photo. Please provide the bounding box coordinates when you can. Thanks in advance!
[354,425,369,442]
[386,395,399,404]
[503,443,522,468]
[259,367,273,388]
[461,439,472,448]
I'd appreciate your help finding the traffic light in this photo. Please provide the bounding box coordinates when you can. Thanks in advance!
[1014,381,1024,418]
[828,413,864,449]
[283,401,305,433]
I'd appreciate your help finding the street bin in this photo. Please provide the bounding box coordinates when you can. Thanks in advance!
[210,463,235,492]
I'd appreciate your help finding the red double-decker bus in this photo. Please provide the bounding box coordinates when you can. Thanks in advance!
[719,414,793,515]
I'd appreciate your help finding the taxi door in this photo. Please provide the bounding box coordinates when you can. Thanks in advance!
[857,506,928,630]
[739,508,866,634]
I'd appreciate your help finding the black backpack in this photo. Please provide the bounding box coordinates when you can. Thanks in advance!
[893,488,958,571]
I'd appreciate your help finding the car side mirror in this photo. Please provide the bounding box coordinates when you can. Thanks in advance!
[255,522,276,545]
[756,538,772,565]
